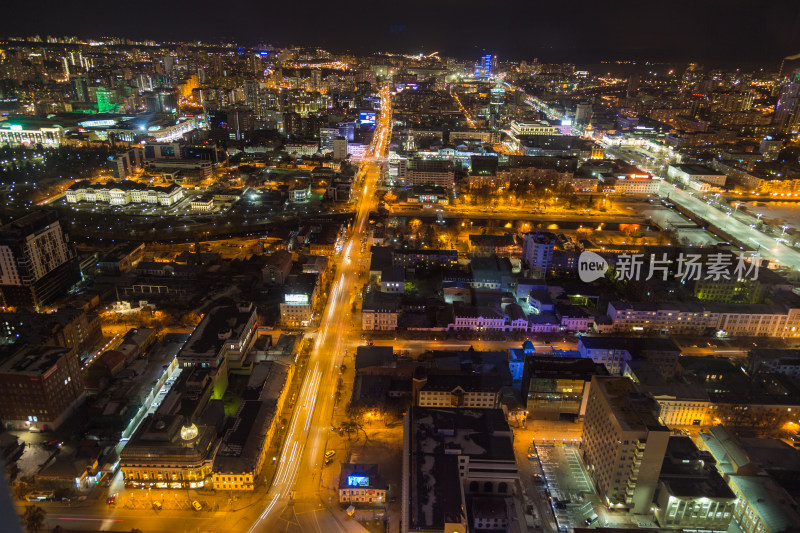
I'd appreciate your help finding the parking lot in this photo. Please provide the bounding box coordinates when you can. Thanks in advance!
[534,442,599,530]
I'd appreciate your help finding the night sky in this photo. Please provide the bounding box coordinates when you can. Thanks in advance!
[4,0,800,66]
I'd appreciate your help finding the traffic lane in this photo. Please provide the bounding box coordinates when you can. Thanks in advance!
[46,506,250,533]
[663,183,800,267]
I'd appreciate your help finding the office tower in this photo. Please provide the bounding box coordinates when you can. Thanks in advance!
[320,127,339,151]
[209,108,255,141]
[627,74,640,97]
[522,232,555,273]
[574,102,593,126]
[136,73,154,93]
[143,89,178,113]
[333,137,349,160]
[581,376,670,513]
[70,74,88,102]
[480,54,496,77]
[163,54,175,75]
[774,81,800,134]
[0,211,80,309]
[96,86,115,113]
[406,159,455,189]
[338,121,355,141]
[310,69,322,91]
[0,345,84,431]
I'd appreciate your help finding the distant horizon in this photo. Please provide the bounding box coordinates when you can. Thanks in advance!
[0,34,790,74]
[4,0,800,68]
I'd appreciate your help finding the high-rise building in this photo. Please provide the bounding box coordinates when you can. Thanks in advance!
[0,345,84,431]
[581,376,670,513]
[774,81,800,134]
[209,107,255,141]
[70,75,88,102]
[333,137,348,161]
[0,212,80,309]
[143,89,178,114]
[479,54,496,77]
[319,127,339,152]
[96,86,116,113]
[406,159,455,189]
[163,54,175,75]
[626,74,640,98]
[574,102,593,126]
[310,69,322,91]
[522,232,555,273]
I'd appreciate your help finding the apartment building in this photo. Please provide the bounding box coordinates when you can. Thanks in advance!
[361,291,399,331]
[414,371,502,409]
[607,301,800,338]
[0,212,80,309]
[581,376,670,513]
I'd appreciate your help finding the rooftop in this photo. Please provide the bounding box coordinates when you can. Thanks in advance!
[728,474,800,533]
[0,344,72,375]
[408,407,515,530]
[658,436,735,499]
[592,376,667,433]
[579,336,681,354]
[213,399,277,475]
[670,163,725,176]
[178,303,256,363]
[339,463,386,490]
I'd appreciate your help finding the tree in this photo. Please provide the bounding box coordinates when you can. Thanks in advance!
[23,505,46,533]
[13,481,30,500]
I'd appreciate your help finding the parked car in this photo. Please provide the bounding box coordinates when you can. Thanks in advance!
[192,500,202,511]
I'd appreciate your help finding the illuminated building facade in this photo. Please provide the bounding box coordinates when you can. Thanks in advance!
[0,212,80,309]
[0,122,64,147]
[280,274,319,327]
[581,376,670,513]
[338,464,387,504]
[0,345,84,431]
[66,180,184,206]
[120,415,217,489]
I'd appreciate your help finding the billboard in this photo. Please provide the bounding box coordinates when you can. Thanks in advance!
[285,293,309,304]
[359,111,376,127]
[347,476,369,487]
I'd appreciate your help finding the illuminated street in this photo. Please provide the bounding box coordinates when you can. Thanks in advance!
[5,12,800,533]
[244,85,393,533]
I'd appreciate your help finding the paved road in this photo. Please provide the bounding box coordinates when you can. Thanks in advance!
[38,86,394,533]
[603,143,800,269]
[246,85,394,533]
[660,182,800,269]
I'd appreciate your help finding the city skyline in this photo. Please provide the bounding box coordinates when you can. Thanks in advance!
[5,13,800,533]
[3,0,800,65]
